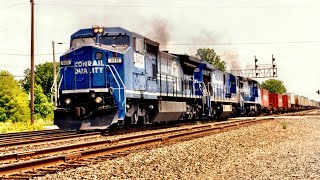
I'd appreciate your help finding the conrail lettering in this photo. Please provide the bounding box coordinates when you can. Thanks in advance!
[74,60,105,75]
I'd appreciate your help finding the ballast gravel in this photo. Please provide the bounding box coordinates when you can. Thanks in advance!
[35,116,320,180]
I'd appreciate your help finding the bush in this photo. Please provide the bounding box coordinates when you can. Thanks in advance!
[281,122,288,129]
[0,71,30,122]
[34,84,53,118]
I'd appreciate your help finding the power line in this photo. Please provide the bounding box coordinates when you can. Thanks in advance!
[0,40,320,57]
[0,1,28,12]
[0,65,27,68]
[36,2,320,9]
[0,74,24,78]
[0,52,65,56]
[165,41,320,46]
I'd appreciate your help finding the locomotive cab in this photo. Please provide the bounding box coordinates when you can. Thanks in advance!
[54,26,128,130]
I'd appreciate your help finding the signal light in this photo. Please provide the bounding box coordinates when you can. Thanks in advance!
[254,57,258,69]
[272,55,275,68]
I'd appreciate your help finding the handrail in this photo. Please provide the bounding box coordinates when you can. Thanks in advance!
[54,65,127,111]
[110,65,125,88]
[106,65,126,106]
[50,68,61,106]
[58,75,64,101]
[199,82,209,96]
[105,65,121,102]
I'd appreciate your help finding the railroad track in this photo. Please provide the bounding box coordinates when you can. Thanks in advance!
[0,130,101,149]
[0,117,274,179]
[0,109,315,152]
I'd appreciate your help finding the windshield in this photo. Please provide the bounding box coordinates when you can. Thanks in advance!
[100,35,130,46]
[71,37,96,48]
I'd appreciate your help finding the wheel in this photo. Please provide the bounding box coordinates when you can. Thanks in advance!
[131,113,138,124]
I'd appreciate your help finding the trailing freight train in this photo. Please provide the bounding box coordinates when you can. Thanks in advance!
[54,26,319,130]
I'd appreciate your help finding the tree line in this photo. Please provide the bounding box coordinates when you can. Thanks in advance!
[0,62,56,122]
[0,48,285,123]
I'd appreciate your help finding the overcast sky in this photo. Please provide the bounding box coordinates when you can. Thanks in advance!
[0,0,320,100]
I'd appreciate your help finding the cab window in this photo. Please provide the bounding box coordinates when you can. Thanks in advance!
[134,37,144,54]
[71,37,96,48]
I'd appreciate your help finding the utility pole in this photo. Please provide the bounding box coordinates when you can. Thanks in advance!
[52,41,62,106]
[30,0,35,124]
[52,41,57,106]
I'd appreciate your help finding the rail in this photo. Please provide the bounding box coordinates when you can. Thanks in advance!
[0,118,273,178]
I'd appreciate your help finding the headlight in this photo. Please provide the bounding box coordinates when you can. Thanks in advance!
[95,97,102,104]
[96,52,103,60]
[91,92,96,98]
[93,28,99,33]
[65,98,72,105]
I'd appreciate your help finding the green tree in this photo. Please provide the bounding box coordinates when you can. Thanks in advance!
[34,84,53,118]
[20,62,59,100]
[0,71,30,122]
[261,79,287,94]
[196,48,227,71]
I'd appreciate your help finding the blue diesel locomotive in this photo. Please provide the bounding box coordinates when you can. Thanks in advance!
[54,26,260,130]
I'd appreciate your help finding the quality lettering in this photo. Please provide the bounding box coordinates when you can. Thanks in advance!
[74,60,105,75]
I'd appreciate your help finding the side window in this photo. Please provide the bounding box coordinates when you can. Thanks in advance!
[160,58,168,74]
[223,74,226,85]
[134,37,144,54]
[152,64,157,80]
[133,37,136,50]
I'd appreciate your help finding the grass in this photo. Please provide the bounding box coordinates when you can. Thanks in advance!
[0,118,53,133]
[281,121,289,129]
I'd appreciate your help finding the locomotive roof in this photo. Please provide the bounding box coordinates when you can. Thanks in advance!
[71,27,133,38]
[71,27,159,45]
[173,54,201,64]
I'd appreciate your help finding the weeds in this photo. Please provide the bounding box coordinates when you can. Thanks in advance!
[281,122,288,129]
[0,118,53,133]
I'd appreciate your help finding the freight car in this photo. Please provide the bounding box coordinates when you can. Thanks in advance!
[260,88,270,113]
[269,93,283,114]
[282,94,291,112]
[53,26,318,130]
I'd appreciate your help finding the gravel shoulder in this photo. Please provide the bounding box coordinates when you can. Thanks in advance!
[35,116,320,180]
